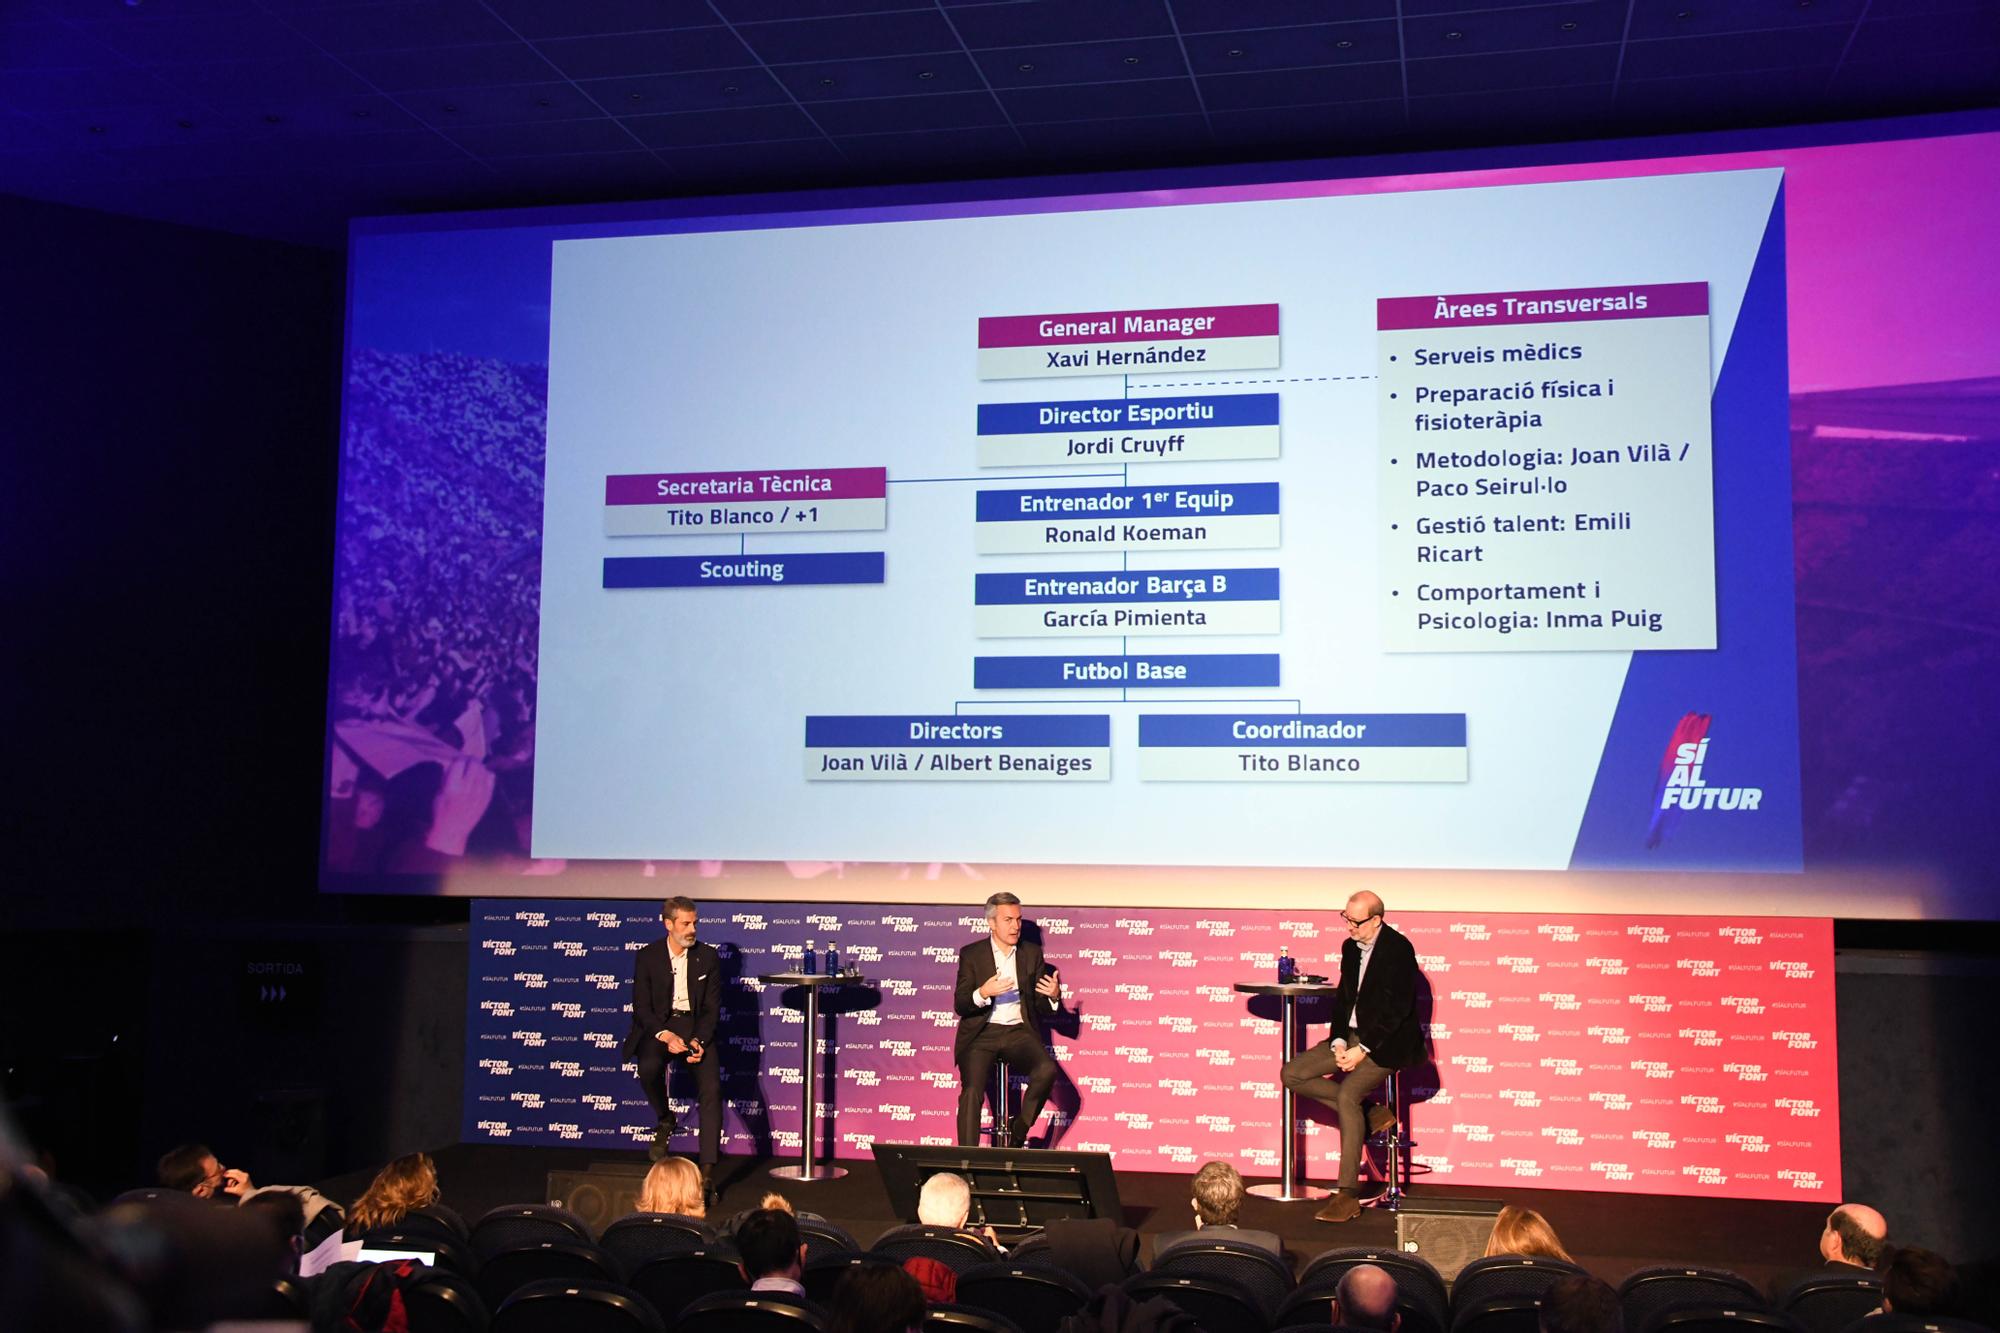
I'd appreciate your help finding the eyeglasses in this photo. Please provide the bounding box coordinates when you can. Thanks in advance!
[1342,913,1380,928]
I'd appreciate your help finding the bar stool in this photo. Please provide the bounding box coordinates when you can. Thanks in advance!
[1361,1069,1406,1210]
[989,1059,1013,1145]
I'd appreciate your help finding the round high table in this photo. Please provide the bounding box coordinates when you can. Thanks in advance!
[1235,980,1339,1202]
[759,971,871,1182]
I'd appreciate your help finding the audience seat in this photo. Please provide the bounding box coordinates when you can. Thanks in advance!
[676,1290,827,1333]
[1124,1271,1270,1333]
[803,1252,900,1306]
[627,1247,748,1322]
[401,1268,490,1333]
[1449,1293,1545,1333]
[492,1276,662,1333]
[600,1213,714,1279]
[355,1227,477,1275]
[1451,1256,1591,1311]
[870,1223,999,1274]
[954,1260,1096,1328]
[359,1209,471,1253]
[924,1304,1027,1333]
[1302,1247,1452,1322]
[477,1240,615,1310]
[1835,1316,1990,1333]
[1774,1272,1884,1333]
[472,1204,595,1261]
[1619,1266,1767,1333]
[1641,1308,1805,1333]
[1152,1237,1296,1320]
[796,1217,862,1262]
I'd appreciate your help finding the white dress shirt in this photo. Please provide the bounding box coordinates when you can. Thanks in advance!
[977,938,1024,1026]
[670,941,692,1014]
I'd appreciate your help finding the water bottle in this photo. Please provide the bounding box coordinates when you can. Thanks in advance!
[1277,945,1295,984]
[826,940,840,976]
[802,940,817,975]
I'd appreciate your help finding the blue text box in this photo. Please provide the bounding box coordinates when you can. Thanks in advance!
[807,714,1110,747]
[604,552,884,588]
[976,482,1279,522]
[1138,713,1467,747]
[977,393,1280,435]
[975,567,1279,604]
[975,654,1280,688]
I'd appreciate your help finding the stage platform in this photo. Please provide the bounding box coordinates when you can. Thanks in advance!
[321,1143,1831,1290]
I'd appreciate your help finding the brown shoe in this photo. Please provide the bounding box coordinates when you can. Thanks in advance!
[1367,1103,1398,1137]
[1315,1192,1362,1223]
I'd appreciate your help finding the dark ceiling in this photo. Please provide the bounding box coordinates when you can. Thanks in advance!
[5,0,1997,250]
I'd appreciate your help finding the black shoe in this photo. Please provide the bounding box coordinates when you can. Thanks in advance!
[649,1115,677,1162]
[1005,1118,1032,1149]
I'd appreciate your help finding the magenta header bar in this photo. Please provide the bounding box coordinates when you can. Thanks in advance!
[606,466,886,506]
[1377,282,1708,331]
[979,303,1279,348]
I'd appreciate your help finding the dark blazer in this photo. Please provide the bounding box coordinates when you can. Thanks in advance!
[623,938,721,1059]
[953,937,1056,1063]
[1330,922,1424,1070]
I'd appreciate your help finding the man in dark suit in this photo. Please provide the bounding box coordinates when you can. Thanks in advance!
[1152,1161,1284,1262]
[1280,890,1423,1222]
[623,896,723,1177]
[954,892,1063,1147]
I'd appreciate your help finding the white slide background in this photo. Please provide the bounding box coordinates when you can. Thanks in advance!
[532,168,1781,869]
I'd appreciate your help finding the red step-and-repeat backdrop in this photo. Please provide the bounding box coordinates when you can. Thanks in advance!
[467,899,1839,1202]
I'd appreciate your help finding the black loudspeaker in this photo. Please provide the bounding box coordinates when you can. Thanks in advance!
[1393,1198,1505,1283]
[547,1163,651,1234]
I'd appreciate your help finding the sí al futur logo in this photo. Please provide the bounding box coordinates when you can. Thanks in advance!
[1647,713,1763,846]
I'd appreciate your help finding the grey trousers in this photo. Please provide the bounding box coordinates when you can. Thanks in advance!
[1280,1031,1391,1190]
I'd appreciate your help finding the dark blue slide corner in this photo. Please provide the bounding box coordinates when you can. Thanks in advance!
[1569,180,1803,872]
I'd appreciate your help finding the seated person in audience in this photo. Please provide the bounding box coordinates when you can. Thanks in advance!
[1484,1204,1575,1262]
[828,1263,926,1333]
[1882,1245,1959,1317]
[1822,1203,1889,1270]
[157,1142,252,1202]
[240,1190,307,1275]
[344,1151,443,1235]
[634,1155,706,1218]
[916,1171,1000,1252]
[1333,1263,1403,1331]
[1152,1160,1283,1261]
[159,1141,344,1245]
[1539,1273,1624,1333]
[737,1207,810,1301]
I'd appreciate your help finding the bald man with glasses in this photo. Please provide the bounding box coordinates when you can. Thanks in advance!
[1281,891,1424,1222]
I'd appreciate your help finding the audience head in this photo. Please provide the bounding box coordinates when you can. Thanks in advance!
[346,1151,439,1233]
[917,1171,972,1229]
[1820,1203,1888,1268]
[736,1207,805,1283]
[758,1191,796,1215]
[1190,1160,1246,1228]
[636,1156,704,1217]
[1333,1263,1402,1331]
[1485,1204,1574,1262]
[827,1262,926,1333]
[240,1190,306,1266]
[156,1144,244,1201]
[1883,1246,1958,1316]
[1539,1274,1624,1333]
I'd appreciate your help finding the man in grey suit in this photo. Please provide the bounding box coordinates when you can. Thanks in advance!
[1152,1161,1283,1262]
[953,892,1063,1146]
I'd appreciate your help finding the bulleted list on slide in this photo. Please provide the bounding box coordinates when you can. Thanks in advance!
[1377,283,1717,653]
